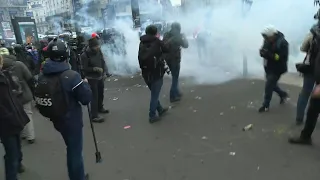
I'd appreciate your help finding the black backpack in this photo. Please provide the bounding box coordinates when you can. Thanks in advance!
[2,63,23,97]
[34,70,71,120]
[138,41,161,71]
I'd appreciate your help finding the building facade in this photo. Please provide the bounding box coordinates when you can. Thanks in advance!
[0,0,28,39]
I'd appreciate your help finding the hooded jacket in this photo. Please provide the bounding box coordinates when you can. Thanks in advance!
[163,24,189,64]
[80,46,106,80]
[42,59,92,131]
[260,31,288,75]
[0,71,30,137]
[2,54,34,105]
[307,24,320,83]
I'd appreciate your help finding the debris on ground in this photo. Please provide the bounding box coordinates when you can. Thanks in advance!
[243,124,253,131]
[229,152,236,156]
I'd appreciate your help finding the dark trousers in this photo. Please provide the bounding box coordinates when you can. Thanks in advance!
[296,74,315,122]
[301,96,320,138]
[168,62,181,100]
[88,79,105,118]
[143,77,164,118]
[60,127,85,180]
[1,134,22,180]
[263,73,287,107]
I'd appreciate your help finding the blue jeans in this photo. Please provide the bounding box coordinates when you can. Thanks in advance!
[60,127,85,180]
[144,77,164,118]
[168,63,181,100]
[263,73,287,107]
[1,134,22,180]
[296,75,315,122]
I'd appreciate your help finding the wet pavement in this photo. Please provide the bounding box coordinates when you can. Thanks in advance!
[1,75,320,180]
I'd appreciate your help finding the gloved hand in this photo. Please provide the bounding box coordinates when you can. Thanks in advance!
[274,53,280,61]
[93,67,103,73]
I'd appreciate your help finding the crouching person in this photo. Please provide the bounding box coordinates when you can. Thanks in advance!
[34,39,92,180]
[138,25,169,123]
[0,54,30,180]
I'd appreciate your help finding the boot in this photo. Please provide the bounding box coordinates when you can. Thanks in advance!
[288,136,312,145]
[280,93,289,104]
[149,116,161,124]
[92,116,105,123]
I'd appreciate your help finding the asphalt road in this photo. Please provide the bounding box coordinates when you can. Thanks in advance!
[1,75,320,180]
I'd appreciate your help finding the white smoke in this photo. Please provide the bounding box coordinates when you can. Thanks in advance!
[79,0,317,84]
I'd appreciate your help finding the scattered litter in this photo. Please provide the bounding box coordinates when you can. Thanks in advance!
[144,85,148,88]
[169,106,173,109]
[130,76,134,78]
[230,106,236,110]
[134,84,142,87]
[107,79,111,82]
[220,112,224,116]
[201,136,208,140]
[193,110,197,113]
[114,79,118,81]
[104,88,108,91]
[112,97,119,101]
[195,96,202,100]
[97,140,106,144]
[257,166,260,170]
[229,152,236,156]
[190,90,195,92]
[243,124,253,131]
[124,126,131,129]
[126,88,129,91]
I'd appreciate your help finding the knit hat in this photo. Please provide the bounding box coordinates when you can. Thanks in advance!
[88,37,100,48]
[0,47,9,55]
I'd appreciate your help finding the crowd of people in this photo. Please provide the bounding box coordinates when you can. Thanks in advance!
[2,10,320,179]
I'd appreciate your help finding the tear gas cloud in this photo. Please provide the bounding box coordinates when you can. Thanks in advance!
[77,0,317,84]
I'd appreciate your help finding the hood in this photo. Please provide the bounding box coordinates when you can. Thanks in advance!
[140,34,158,43]
[311,24,320,38]
[2,55,16,69]
[42,59,70,75]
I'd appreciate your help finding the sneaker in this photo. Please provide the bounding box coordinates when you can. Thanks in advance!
[92,116,105,123]
[18,164,26,173]
[288,136,312,145]
[149,116,161,124]
[159,107,169,117]
[280,94,289,104]
[258,106,269,113]
[170,97,181,103]
[98,107,110,114]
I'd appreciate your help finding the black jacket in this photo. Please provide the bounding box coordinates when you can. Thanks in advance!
[260,32,288,75]
[80,47,106,80]
[138,35,168,82]
[163,30,189,64]
[0,71,30,137]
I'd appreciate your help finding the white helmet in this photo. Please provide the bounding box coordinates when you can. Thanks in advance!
[261,25,278,37]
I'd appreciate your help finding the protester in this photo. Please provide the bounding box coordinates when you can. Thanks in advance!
[0,54,30,180]
[289,21,320,144]
[163,22,189,102]
[81,37,109,123]
[138,25,169,123]
[258,25,289,112]
[13,44,36,75]
[294,24,319,125]
[34,38,91,180]
[0,47,36,144]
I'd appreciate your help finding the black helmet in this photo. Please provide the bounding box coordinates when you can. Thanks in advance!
[47,38,70,61]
